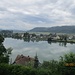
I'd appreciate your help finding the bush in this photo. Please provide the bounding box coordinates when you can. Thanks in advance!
[0,64,50,75]
[0,52,75,75]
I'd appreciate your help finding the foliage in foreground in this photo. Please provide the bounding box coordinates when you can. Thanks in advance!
[0,64,51,75]
[42,52,75,75]
[0,52,75,75]
[0,34,12,64]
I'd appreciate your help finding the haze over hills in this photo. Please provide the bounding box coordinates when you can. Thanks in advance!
[29,26,75,33]
[0,29,26,33]
[0,26,75,33]
[0,28,2,30]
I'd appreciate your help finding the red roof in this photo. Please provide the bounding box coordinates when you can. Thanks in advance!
[14,55,34,65]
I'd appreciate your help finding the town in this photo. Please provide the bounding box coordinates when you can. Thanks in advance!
[0,30,75,44]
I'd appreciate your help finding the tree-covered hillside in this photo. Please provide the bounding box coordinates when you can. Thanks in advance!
[29,26,75,33]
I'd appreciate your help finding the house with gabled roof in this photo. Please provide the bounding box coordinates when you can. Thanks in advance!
[13,55,34,66]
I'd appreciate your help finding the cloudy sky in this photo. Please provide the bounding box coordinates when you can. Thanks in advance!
[0,0,75,30]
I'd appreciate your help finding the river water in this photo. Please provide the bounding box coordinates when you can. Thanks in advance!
[3,38,75,63]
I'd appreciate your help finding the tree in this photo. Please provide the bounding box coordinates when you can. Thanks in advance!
[23,32,30,38]
[63,52,75,63]
[31,33,36,37]
[59,52,75,75]
[34,54,39,68]
[0,35,12,63]
[0,35,4,44]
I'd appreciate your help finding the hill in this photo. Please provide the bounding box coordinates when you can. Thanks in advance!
[29,26,75,33]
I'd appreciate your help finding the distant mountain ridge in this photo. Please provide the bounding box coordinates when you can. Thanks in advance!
[0,29,26,33]
[29,26,75,33]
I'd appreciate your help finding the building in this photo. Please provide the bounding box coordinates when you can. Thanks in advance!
[13,55,34,66]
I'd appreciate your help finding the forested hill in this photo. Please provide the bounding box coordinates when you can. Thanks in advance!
[29,26,75,33]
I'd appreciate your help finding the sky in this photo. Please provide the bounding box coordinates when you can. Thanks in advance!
[0,0,75,30]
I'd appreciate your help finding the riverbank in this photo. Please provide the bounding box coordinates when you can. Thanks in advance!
[48,39,75,44]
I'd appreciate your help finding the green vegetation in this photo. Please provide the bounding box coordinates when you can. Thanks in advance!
[0,35,12,63]
[0,63,52,75]
[0,52,75,75]
[34,54,39,68]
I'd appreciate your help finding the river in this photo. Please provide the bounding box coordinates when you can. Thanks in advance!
[3,38,75,63]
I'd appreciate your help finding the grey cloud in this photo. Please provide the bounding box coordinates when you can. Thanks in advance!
[0,7,7,11]
[45,0,57,3]
[0,0,75,30]
[69,5,75,15]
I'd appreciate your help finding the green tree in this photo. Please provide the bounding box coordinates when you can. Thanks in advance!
[23,32,30,38]
[58,52,75,75]
[31,33,36,37]
[0,35,12,63]
[0,35,4,44]
[34,54,39,68]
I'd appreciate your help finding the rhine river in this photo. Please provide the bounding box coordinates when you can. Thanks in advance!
[3,38,75,63]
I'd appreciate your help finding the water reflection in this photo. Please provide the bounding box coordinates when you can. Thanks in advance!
[23,38,30,42]
[48,41,67,47]
[11,37,74,47]
[59,42,67,47]
[3,38,75,63]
